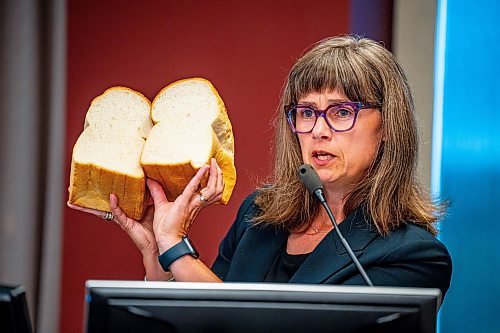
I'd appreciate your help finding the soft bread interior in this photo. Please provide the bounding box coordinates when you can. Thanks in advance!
[69,87,152,220]
[141,78,236,203]
[85,87,152,138]
[143,123,214,167]
[73,129,145,176]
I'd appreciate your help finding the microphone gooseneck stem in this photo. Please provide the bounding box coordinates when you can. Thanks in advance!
[298,164,373,286]
[316,191,374,287]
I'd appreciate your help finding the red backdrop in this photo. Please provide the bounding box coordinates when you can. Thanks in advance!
[62,1,390,331]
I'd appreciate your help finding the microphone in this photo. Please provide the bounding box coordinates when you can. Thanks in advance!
[298,164,373,287]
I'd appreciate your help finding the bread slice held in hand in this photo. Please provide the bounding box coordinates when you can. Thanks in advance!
[141,78,236,203]
[69,87,153,220]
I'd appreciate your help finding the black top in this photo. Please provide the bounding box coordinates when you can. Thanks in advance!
[265,248,310,282]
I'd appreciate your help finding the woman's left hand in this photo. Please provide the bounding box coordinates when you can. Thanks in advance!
[148,158,225,253]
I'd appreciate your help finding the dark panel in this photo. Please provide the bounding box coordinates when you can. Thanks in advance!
[350,0,393,50]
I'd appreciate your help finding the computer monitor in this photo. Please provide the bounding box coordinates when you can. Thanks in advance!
[84,280,441,333]
[0,285,33,333]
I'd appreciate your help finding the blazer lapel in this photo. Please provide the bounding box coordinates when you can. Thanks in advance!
[226,224,288,282]
[290,208,378,283]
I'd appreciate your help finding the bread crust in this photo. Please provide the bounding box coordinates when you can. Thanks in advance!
[143,78,236,203]
[69,160,147,220]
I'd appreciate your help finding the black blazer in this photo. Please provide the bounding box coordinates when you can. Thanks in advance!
[212,192,452,300]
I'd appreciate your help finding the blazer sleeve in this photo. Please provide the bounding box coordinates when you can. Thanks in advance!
[211,192,259,281]
[341,226,453,299]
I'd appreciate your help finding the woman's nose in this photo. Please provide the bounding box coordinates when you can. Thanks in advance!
[311,114,332,139]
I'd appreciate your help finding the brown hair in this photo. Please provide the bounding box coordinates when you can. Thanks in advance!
[253,35,444,236]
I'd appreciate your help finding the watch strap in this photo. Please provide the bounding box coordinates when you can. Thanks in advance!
[158,237,199,272]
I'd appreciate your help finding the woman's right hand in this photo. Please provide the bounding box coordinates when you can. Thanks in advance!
[107,195,157,257]
[109,194,173,281]
[67,157,224,282]
[67,196,172,281]
[67,197,157,256]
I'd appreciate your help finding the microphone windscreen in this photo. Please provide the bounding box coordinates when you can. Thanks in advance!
[298,164,324,195]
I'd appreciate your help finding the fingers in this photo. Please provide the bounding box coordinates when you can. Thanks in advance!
[109,194,143,236]
[205,158,218,192]
[147,178,168,208]
[67,201,112,220]
[186,165,211,195]
[215,160,225,201]
[176,164,210,206]
[68,196,143,242]
[109,194,126,224]
[199,159,224,206]
[145,190,154,207]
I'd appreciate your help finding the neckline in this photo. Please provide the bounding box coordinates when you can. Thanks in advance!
[285,251,311,258]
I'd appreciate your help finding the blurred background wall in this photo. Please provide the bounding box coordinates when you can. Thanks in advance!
[1,0,499,332]
[61,1,391,332]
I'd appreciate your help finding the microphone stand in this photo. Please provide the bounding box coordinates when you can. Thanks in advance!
[314,188,374,287]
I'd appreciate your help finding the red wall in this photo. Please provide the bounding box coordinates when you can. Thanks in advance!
[63,1,354,332]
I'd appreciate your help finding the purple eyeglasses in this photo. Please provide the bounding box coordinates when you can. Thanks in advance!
[285,101,381,133]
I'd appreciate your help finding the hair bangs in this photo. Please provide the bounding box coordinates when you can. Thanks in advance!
[289,57,341,102]
[288,47,381,104]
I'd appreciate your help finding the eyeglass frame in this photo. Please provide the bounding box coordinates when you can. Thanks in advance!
[285,101,381,134]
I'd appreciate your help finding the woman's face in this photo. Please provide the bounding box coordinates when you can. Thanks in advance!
[296,89,382,193]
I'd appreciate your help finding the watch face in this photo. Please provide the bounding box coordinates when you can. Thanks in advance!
[183,237,200,258]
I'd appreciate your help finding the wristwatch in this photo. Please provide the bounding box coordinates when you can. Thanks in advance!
[158,237,199,272]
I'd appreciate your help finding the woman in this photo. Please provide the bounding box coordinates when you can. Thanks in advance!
[69,35,452,298]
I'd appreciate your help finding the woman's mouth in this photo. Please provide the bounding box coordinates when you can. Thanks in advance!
[311,150,336,165]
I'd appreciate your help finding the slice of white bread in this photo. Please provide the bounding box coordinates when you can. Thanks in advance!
[68,87,153,220]
[141,78,236,203]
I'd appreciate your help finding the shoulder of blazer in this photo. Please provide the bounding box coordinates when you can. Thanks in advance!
[384,223,444,244]
[224,191,262,247]
[371,222,451,264]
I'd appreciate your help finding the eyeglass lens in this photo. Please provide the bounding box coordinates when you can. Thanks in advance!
[293,103,358,133]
